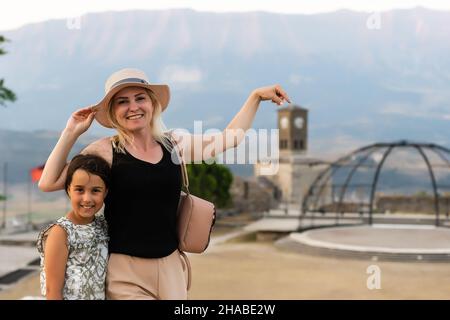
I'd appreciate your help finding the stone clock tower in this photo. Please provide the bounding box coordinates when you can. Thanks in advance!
[254,104,328,212]
[278,105,308,155]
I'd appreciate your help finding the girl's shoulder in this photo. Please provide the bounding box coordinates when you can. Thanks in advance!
[36,217,71,253]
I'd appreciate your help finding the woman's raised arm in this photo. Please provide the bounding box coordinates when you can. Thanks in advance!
[38,106,97,192]
[173,84,290,163]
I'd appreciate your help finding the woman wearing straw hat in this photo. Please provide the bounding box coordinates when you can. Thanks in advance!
[38,68,290,300]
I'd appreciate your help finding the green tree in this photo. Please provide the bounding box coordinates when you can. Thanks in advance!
[0,194,6,201]
[0,35,16,106]
[186,162,233,208]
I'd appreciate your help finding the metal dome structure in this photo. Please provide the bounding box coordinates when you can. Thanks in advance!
[301,141,450,227]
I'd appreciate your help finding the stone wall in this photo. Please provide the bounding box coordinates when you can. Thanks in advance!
[317,202,367,213]
[229,176,279,213]
[255,158,329,207]
[376,195,450,215]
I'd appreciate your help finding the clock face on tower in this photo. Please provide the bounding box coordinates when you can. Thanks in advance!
[294,117,304,129]
[280,117,289,129]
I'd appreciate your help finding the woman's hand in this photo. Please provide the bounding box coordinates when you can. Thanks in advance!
[253,84,291,106]
[65,105,97,136]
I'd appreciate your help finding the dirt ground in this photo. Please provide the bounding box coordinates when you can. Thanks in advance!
[1,224,450,300]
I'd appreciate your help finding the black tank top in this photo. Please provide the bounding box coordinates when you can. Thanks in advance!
[104,140,181,258]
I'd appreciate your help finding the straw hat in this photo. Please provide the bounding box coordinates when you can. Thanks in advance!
[94,68,170,128]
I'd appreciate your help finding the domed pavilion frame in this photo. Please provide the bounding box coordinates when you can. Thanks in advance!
[301,141,450,227]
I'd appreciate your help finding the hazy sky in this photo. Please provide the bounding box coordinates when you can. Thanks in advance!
[1,0,450,31]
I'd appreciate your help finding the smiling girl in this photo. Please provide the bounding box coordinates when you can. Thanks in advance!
[37,154,110,300]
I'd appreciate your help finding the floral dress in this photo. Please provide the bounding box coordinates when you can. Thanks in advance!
[37,214,109,300]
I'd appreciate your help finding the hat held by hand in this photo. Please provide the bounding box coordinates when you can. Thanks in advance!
[94,68,170,128]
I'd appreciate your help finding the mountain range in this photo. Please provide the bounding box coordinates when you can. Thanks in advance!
[1,7,450,183]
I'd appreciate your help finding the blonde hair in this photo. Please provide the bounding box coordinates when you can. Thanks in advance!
[106,88,173,153]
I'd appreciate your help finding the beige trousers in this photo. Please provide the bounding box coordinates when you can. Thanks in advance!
[106,249,190,300]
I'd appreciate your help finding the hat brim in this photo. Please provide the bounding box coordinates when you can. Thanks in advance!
[93,82,170,128]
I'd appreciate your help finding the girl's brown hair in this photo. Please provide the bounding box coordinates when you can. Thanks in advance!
[65,154,111,195]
